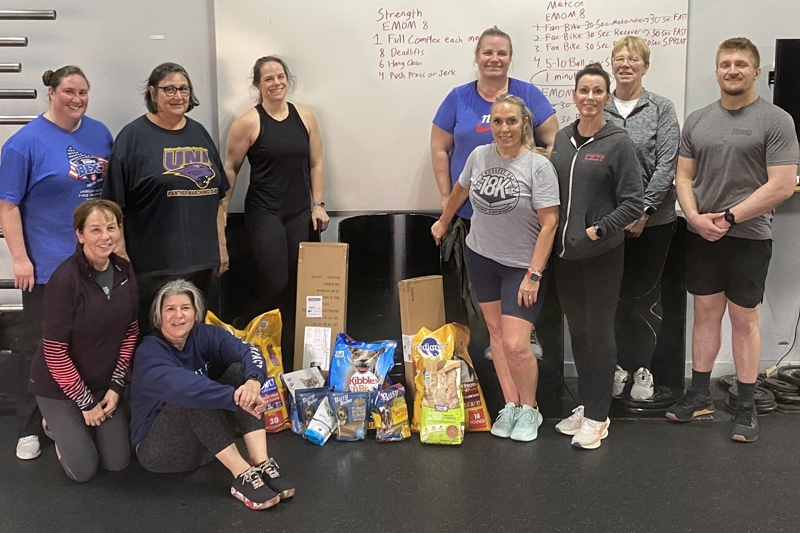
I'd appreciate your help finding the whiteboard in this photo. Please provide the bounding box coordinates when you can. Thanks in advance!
[215,0,688,212]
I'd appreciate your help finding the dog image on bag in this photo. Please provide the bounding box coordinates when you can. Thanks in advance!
[330,334,396,393]
[343,346,385,392]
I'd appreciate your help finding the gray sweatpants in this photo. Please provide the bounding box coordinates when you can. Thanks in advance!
[36,395,130,482]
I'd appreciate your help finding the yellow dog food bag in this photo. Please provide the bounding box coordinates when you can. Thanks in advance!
[411,323,491,433]
[205,311,290,433]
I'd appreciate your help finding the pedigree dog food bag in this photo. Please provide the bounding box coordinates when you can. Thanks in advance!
[411,323,491,433]
[206,311,290,433]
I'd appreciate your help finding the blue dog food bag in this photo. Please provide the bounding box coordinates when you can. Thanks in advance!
[330,391,371,441]
[329,334,396,393]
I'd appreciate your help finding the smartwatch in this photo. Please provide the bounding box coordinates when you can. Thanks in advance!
[724,208,736,226]
[644,205,656,217]
[247,373,264,386]
[592,223,605,238]
[527,268,542,282]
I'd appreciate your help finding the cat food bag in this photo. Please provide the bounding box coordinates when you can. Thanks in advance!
[372,384,411,442]
[330,391,370,441]
[420,359,464,445]
[283,368,327,434]
[410,323,491,433]
[305,396,336,446]
[329,334,396,393]
[295,386,334,436]
[206,310,290,433]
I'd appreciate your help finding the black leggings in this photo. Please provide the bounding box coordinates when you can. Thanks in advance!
[18,284,45,438]
[245,208,310,370]
[614,221,675,373]
[135,364,263,474]
[554,243,624,422]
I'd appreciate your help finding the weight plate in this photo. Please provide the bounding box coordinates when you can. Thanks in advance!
[777,403,800,413]
[775,392,800,404]
[615,385,682,410]
[728,386,774,404]
[717,374,737,390]
[777,366,800,387]
[763,378,798,393]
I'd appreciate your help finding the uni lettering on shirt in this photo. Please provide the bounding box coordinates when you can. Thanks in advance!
[163,147,215,188]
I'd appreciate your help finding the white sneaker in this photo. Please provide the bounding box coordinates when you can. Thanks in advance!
[555,405,584,436]
[631,367,655,401]
[484,347,493,361]
[571,417,610,449]
[530,328,543,360]
[613,365,630,398]
[16,435,41,460]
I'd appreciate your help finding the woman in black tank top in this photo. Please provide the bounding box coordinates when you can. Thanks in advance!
[222,56,329,370]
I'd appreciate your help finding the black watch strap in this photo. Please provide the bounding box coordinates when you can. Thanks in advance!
[247,373,264,386]
[644,205,656,217]
[724,208,737,226]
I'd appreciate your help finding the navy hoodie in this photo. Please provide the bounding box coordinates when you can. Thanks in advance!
[130,322,266,447]
[550,120,644,260]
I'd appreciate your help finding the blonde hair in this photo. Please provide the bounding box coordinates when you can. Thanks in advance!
[612,36,651,65]
[474,26,513,58]
[490,94,547,156]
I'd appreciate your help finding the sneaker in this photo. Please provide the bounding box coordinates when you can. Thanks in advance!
[42,419,54,440]
[530,328,543,360]
[16,435,41,460]
[613,366,630,398]
[571,417,610,449]
[230,466,280,510]
[490,402,519,438]
[631,368,655,401]
[510,405,543,442]
[665,388,715,422]
[484,346,493,361]
[555,405,584,436]
[257,458,295,499]
[731,402,759,443]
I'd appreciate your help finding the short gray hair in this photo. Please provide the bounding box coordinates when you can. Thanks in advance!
[150,279,206,330]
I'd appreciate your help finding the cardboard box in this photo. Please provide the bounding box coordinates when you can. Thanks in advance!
[397,275,446,401]
[294,242,349,371]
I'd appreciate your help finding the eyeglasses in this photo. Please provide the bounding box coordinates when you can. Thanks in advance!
[612,56,643,65]
[157,86,190,97]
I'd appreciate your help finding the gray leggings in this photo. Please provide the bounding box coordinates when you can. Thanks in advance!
[35,395,130,483]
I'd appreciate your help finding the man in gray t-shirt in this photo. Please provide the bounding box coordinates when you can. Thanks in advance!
[668,38,799,443]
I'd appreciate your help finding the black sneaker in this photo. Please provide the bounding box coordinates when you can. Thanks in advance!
[257,458,295,500]
[731,402,759,443]
[231,466,280,510]
[665,388,715,422]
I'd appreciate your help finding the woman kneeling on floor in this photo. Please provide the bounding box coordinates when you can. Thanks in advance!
[130,279,294,510]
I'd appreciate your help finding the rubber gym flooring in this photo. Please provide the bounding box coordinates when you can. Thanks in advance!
[1,379,799,533]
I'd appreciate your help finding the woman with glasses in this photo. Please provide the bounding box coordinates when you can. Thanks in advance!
[103,63,228,336]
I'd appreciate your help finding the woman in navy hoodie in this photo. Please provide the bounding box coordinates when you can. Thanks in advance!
[130,279,294,510]
[549,63,643,450]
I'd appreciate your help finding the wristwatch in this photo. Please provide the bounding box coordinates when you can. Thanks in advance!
[592,223,605,238]
[313,201,325,207]
[527,268,542,282]
[724,208,736,226]
[644,205,656,217]
[247,373,264,386]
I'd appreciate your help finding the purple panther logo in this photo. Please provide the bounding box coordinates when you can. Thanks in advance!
[163,147,215,188]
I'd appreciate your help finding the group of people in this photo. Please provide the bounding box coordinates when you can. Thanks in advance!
[431,29,798,448]
[0,57,315,509]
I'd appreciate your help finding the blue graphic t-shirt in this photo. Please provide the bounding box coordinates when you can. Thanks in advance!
[0,115,113,283]
[432,78,555,219]
[103,115,228,276]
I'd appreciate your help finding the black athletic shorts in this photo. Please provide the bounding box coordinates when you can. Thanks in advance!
[465,247,547,324]
[685,231,772,309]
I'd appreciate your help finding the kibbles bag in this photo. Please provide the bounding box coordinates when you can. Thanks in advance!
[330,391,370,441]
[206,310,290,433]
[329,334,396,393]
[372,384,411,442]
[410,323,491,433]
[420,359,464,445]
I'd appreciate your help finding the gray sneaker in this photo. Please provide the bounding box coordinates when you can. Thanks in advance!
[631,368,655,401]
[555,405,584,436]
[571,417,610,449]
[613,366,630,398]
[490,402,519,438]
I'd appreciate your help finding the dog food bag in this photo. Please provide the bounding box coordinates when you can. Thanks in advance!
[305,396,336,446]
[330,391,370,441]
[372,384,411,442]
[206,310,290,433]
[295,386,334,436]
[410,323,491,433]
[420,359,464,445]
[329,334,396,393]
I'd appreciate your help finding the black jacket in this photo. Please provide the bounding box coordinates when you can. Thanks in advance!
[550,121,644,260]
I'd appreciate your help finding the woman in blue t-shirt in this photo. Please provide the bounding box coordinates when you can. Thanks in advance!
[0,66,113,462]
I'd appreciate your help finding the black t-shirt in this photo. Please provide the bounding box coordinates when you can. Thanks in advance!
[573,130,591,148]
[103,115,228,276]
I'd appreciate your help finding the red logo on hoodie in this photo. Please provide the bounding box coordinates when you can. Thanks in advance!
[584,153,605,162]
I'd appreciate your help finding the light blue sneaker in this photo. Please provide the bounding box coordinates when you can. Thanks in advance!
[510,405,543,442]
[490,402,520,438]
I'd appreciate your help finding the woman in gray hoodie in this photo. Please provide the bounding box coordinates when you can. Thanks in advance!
[549,63,643,450]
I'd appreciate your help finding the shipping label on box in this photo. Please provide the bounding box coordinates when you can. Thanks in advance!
[294,242,349,371]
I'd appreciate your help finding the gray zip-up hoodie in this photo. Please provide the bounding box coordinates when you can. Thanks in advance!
[551,121,644,261]
[604,88,680,227]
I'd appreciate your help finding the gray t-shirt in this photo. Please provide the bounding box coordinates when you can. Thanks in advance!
[459,144,560,268]
[679,97,799,239]
[91,265,113,300]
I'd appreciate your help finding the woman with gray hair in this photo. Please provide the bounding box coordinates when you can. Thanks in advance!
[130,279,294,510]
